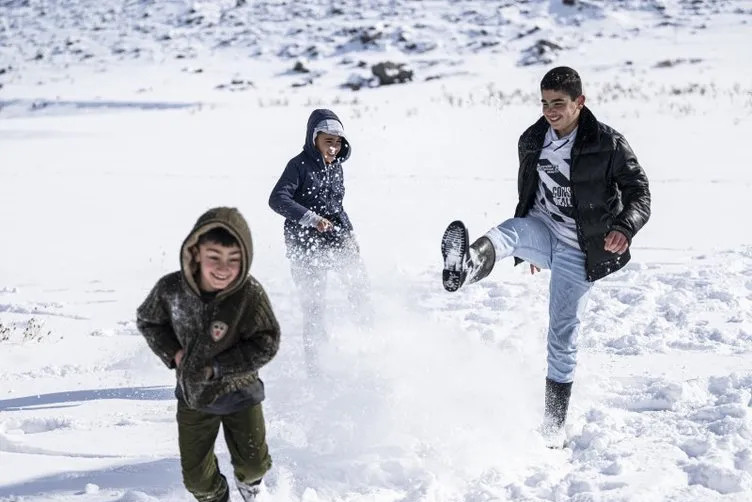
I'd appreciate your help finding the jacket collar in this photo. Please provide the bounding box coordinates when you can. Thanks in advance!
[573,106,600,149]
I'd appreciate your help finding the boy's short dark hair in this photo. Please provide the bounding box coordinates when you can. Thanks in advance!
[540,66,582,100]
[198,227,239,247]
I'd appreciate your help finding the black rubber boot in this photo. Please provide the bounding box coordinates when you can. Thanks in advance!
[466,236,496,285]
[441,221,496,292]
[542,378,573,448]
[441,220,470,292]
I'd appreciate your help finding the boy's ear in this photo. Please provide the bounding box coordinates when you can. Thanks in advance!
[191,245,200,262]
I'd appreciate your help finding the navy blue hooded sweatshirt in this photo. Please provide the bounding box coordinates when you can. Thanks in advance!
[269,109,354,258]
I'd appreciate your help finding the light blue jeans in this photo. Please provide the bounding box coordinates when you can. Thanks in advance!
[484,216,593,383]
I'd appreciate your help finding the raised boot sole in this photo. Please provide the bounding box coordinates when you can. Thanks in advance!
[441,220,469,292]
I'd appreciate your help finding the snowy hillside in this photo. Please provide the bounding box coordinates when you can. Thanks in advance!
[2,0,750,96]
[1,0,752,501]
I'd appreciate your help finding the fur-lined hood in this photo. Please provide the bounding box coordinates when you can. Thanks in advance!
[179,207,253,300]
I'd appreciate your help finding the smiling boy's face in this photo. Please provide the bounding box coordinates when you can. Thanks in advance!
[315,132,342,164]
[541,89,585,137]
[194,241,242,292]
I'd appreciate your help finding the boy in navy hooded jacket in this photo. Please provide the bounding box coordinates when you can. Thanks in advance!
[269,109,370,373]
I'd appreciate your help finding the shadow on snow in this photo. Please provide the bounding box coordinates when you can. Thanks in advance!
[0,386,174,411]
[0,458,181,497]
[0,99,202,118]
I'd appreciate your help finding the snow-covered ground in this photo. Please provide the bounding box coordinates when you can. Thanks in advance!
[1,1,752,501]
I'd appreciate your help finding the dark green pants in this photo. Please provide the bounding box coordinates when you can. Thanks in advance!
[177,400,272,502]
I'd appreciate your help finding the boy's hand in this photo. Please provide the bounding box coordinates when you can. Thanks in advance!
[530,264,541,275]
[202,366,214,380]
[604,230,629,255]
[174,349,185,368]
[316,218,333,233]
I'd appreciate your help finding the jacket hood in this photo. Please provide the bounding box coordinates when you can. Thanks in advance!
[180,207,253,299]
[303,108,352,164]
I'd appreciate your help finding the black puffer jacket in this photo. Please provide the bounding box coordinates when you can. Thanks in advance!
[515,107,651,281]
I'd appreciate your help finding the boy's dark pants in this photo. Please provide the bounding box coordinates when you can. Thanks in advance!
[177,400,272,502]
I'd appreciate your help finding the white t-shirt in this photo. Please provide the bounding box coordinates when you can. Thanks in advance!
[529,126,581,250]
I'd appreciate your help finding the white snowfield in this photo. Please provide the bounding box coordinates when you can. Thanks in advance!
[1,0,751,501]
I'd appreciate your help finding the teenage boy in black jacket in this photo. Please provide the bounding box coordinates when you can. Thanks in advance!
[442,67,651,447]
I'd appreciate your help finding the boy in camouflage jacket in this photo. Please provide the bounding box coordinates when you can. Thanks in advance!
[137,207,280,502]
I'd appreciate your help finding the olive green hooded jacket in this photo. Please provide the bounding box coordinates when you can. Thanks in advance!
[137,207,280,411]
